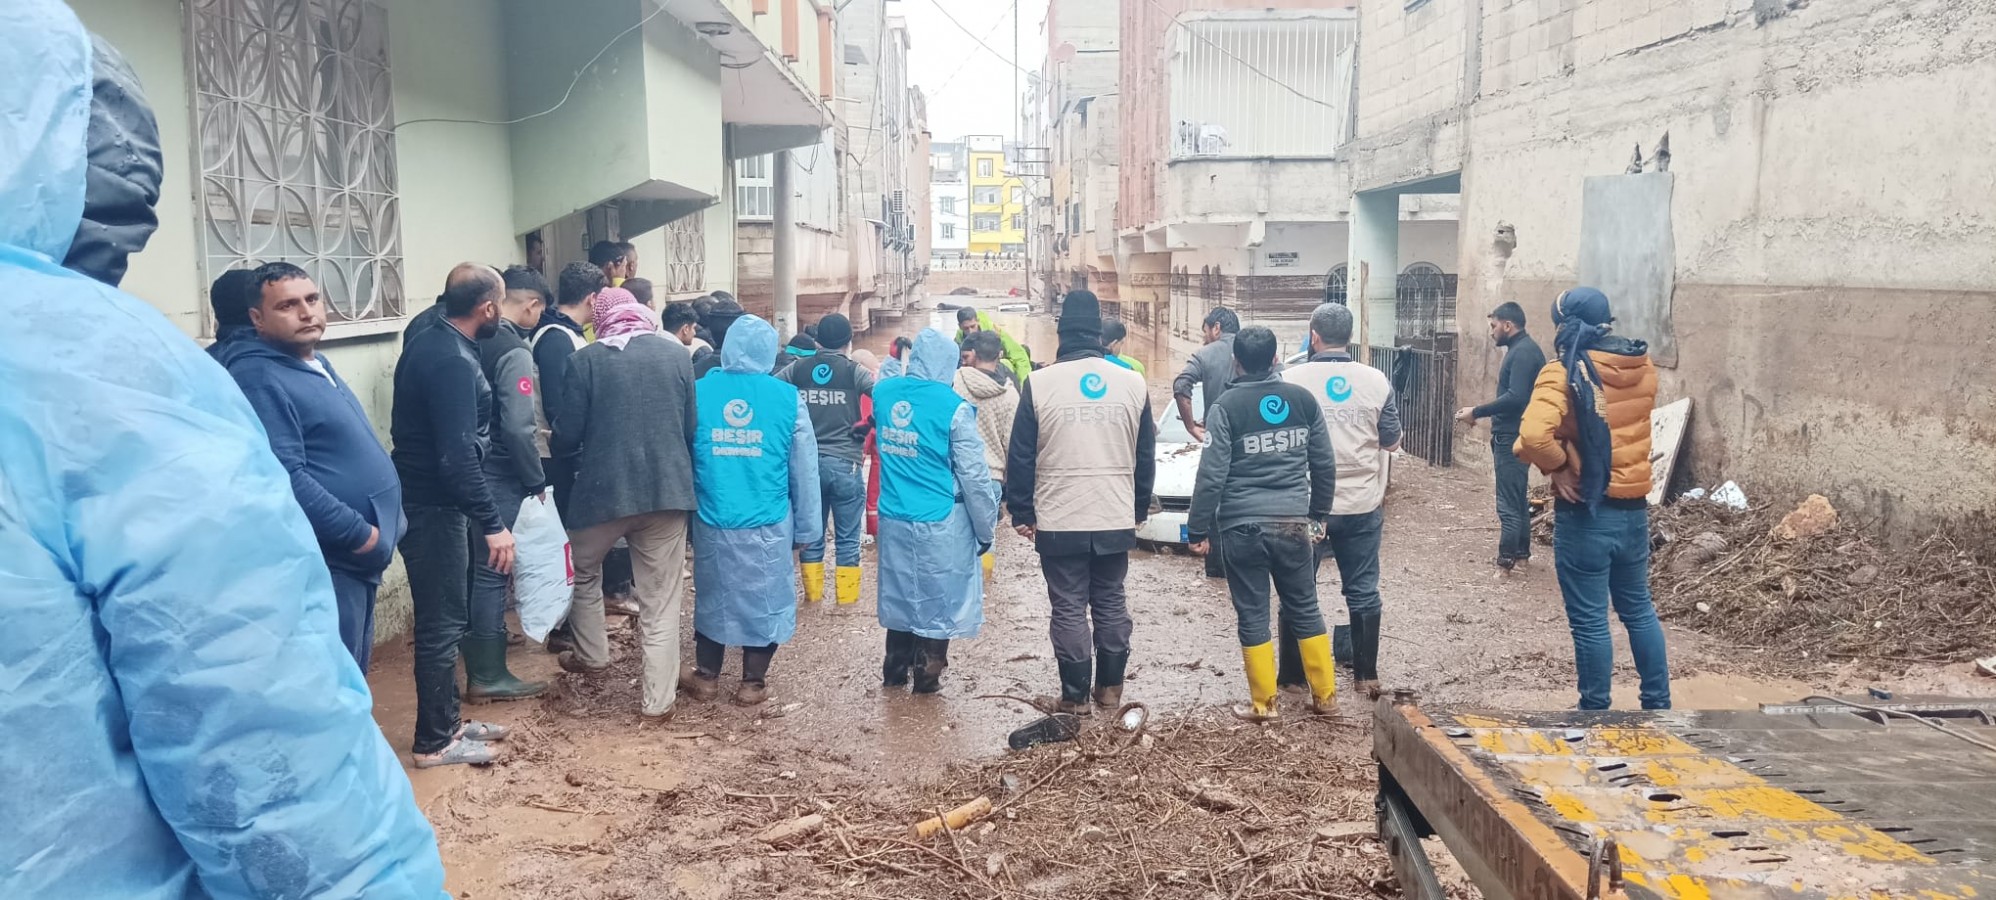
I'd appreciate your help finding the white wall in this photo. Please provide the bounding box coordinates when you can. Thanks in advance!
[932,182,969,255]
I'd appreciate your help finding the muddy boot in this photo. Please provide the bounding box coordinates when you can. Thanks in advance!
[1038,658,1095,715]
[882,630,916,688]
[737,645,776,706]
[1276,618,1307,695]
[1333,623,1354,669]
[544,620,576,655]
[1232,642,1280,723]
[1350,611,1383,701]
[912,638,950,694]
[465,636,548,702]
[1008,712,1084,750]
[1092,649,1128,709]
[678,665,719,702]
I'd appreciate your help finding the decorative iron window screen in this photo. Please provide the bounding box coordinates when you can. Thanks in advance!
[188,0,405,329]
[658,213,706,294]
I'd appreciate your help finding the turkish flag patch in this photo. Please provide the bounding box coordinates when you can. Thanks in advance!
[517,376,534,395]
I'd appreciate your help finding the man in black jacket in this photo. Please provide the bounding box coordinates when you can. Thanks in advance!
[391,264,513,768]
[461,265,553,702]
[1005,291,1155,715]
[1187,327,1338,722]
[533,262,601,519]
[1457,301,1546,573]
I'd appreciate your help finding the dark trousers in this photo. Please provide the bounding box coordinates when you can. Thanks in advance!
[1039,551,1132,664]
[1221,523,1325,648]
[694,630,778,684]
[1492,432,1532,563]
[542,456,573,521]
[468,483,524,641]
[1315,508,1384,616]
[403,503,470,755]
[330,570,379,673]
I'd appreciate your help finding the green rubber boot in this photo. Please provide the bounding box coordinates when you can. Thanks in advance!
[465,636,547,702]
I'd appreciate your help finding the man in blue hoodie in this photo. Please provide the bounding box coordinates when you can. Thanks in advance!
[226,262,404,671]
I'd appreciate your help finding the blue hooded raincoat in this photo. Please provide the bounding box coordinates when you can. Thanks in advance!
[874,329,1001,639]
[0,3,446,897]
[693,315,824,647]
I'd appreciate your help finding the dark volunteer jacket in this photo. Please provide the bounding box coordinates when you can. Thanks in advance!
[778,350,872,462]
[1186,371,1336,544]
[226,339,404,581]
[391,320,505,534]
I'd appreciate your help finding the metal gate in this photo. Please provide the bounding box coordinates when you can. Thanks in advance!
[1378,268,1459,466]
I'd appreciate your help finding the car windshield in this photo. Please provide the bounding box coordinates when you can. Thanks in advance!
[1155,385,1200,443]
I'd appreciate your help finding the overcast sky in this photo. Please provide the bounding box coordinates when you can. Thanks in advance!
[896,0,1048,143]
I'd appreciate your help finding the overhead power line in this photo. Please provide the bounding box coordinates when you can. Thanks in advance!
[918,0,1032,76]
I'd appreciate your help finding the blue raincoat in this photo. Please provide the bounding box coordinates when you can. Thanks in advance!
[0,4,445,897]
[693,316,824,646]
[874,329,1001,639]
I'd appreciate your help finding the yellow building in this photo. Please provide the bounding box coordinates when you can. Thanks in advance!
[965,135,1026,255]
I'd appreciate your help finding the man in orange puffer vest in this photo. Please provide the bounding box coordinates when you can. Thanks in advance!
[1515,286,1672,711]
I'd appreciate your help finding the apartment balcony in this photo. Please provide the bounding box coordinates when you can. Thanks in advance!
[676,0,838,154]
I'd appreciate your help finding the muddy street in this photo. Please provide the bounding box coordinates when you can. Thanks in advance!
[365,299,1961,898]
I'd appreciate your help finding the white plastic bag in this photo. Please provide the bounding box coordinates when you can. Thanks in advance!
[512,490,573,642]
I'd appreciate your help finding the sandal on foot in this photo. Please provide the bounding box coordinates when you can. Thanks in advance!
[455,721,510,742]
[413,738,499,768]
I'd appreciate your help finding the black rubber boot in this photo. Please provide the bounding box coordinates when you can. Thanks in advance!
[1008,712,1083,750]
[1092,648,1129,708]
[694,631,727,678]
[1350,611,1382,696]
[882,630,916,687]
[912,638,950,694]
[1276,615,1307,692]
[1333,623,1354,668]
[464,636,547,702]
[738,644,777,706]
[1055,658,1093,714]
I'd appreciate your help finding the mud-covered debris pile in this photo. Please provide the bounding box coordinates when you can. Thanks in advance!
[1651,497,1996,665]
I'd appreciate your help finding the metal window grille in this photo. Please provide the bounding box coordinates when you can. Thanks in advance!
[188,0,405,330]
[659,213,705,293]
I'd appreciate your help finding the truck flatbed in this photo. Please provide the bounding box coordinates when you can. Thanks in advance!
[1373,694,1996,900]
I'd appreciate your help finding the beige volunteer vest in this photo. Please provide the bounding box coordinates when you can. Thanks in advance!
[1028,357,1148,532]
[1283,360,1393,515]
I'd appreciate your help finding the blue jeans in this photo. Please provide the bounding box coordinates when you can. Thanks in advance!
[1491,432,1531,563]
[1221,522,1323,647]
[330,570,378,673]
[802,456,865,567]
[1554,503,1672,710]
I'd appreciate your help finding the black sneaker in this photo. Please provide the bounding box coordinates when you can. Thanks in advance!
[1008,713,1083,751]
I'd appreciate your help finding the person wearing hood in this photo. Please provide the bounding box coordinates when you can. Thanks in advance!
[875,329,1002,691]
[777,313,876,604]
[955,306,1033,381]
[1187,327,1339,722]
[685,315,824,706]
[204,267,259,363]
[553,288,699,718]
[1005,291,1156,715]
[460,264,554,702]
[0,6,445,894]
[226,261,404,672]
[955,329,1019,578]
[1515,287,1671,711]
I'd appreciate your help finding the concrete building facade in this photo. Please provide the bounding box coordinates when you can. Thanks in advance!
[1346,0,1996,524]
[71,0,834,641]
[931,141,969,259]
[1040,0,1122,307]
[966,135,1026,255]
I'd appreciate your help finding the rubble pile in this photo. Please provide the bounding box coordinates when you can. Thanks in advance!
[1650,496,1996,664]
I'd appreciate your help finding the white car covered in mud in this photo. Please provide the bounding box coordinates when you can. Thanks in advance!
[1137,386,1203,547]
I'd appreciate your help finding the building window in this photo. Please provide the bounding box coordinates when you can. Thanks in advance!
[941,223,955,239]
[188,0,404,330]
[973,186,1000,205]
[939,195,956,215]
[972,213,1001,232]
[735,155,774,219]
[1011,213,1024,231]
[977,158,994,178]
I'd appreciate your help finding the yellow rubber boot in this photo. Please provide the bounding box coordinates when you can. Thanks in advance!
[1296,633,1339,715]
[1232,642,1280,722]
[980,552,995,579]
[800,561,826,602]
[835,566,862,605]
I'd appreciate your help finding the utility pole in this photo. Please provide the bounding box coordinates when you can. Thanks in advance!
[773,148,796,338]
